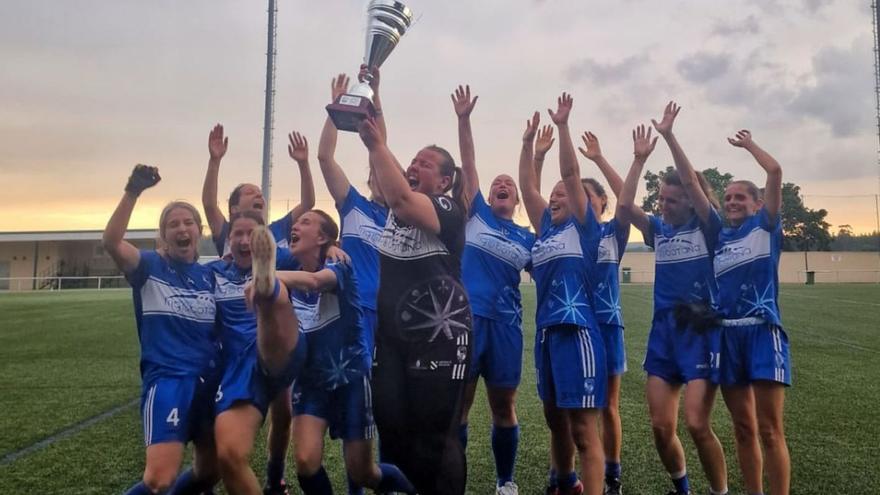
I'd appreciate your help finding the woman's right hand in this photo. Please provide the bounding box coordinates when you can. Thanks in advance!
[522,111,540,143]
[357,116,383,150]
[331,73,350,102]
[125,164,161,196]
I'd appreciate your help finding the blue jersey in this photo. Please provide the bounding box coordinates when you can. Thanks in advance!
[127,250,219,384]
[213,212,293,258]
[462,192,534,325]
[593,219,630,327]
[337,186,388,310]
[209,248,300,361]
[714,207,783,326]
[531,207,601,330]
[646,211,722,313]
[290,261,370,391]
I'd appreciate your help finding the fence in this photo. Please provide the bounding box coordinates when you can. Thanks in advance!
[0,276,128,292]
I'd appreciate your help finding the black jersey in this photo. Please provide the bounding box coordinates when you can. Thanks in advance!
[376,194,471,343]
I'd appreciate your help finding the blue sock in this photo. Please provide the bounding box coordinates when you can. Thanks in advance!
[605,461,621,480]
[559,471,578,490]
[297,466,333,495]
[672,473,690,494]
[491,424,519,485]
[547,468,558,489]
[266,456,286,488]
[377,463,416,494]
[167,468,213,495]
[347,473,364,495]
[124,482,152,495]
[459,423,469,451]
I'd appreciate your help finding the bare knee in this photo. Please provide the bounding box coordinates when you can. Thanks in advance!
[142,466,177,493]
[294,448,323,476]
[650,417,676,446]
[217,441,250,475]
[731,414,758,445]
[347,463,376,488]
[685,415,714,443]
[758,419,784,448]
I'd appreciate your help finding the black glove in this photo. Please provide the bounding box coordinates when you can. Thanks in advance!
[674,302,720,333]
[125,164,161,196]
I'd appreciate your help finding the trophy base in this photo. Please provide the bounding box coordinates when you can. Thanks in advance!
[326,94,376,132]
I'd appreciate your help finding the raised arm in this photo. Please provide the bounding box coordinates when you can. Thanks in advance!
[359,64,387,142]
[579,131,623,198]
[357,117,442,233]
[728,129,781,220]
[652,101,713,224]
[549,93,589,225]
[533,124,554,192]
[287,131,316,222]
[318,74,354,205]
[276,268,338,293]
[202,124,229,239]
[103,165,160,274]
[452,84,480,205]
[519,112,547,231]
[618,125,657,235]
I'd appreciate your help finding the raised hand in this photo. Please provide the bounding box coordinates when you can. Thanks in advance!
[208,124,228,160]
[357,116,383,150]
[125,164,161,196]
[548,92,573,126]
[451,84,478,118]
[651,101,681,137]
[288,132,309,163]
[535,125,555,158]
[331,73,350,102]
[632,124,659,160]
[578,131,602,161]
[358,64,380,93]
[727,129,754,149]
[522,111,540,142]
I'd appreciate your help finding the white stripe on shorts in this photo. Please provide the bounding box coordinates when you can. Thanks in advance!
[144,384,157,445]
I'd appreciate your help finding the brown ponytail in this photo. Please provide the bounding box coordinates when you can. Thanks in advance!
[425,144,468,216]
[310,209,340,263]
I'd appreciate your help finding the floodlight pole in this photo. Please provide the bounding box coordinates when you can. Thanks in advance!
[260,0,278,219]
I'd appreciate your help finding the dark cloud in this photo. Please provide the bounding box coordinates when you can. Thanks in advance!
[676,52,731,82]
[565,54,650,84]
[711,15,761,37]
[788,36,875,137]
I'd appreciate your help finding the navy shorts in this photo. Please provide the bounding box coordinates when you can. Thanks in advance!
[535,324,607,409]
[643,310,720,384]
[467,315,523,388]
[140,373,216,447]
[718,321,791,386]
[599,323,627,376]
[293,374,377,441]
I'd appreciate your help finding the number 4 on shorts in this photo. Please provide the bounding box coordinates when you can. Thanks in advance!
[166,407,180,427]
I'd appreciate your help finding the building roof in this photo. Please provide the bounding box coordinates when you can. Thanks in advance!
[0,229,157,243]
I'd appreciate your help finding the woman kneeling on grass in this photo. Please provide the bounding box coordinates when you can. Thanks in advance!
[105,165,220,495]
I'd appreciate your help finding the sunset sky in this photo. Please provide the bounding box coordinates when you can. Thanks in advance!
[1,0,878,236]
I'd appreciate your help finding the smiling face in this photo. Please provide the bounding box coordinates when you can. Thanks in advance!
[488,174,518,219]
[228,216,260,269]
[406,148,451,195]
[289,211,330,259]
[658,183,692,226]
[548,181,572,225]
[161,207,201,263]
[724,182,761,226]
[230,183,266,215]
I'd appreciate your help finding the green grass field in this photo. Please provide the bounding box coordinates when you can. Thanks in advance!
[1,285,878,494]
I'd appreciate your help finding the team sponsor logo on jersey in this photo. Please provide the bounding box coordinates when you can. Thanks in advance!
[377,215,449,260]
[291,292,341,333]
[531,223,583,266]
[465,216,531,269]
[213,273,249,301]
[654,228,708,264]
[714,227,771,276]
[436,196,453,211]
[141,276,216,323]
[342,207,385,249]
[597,232,620,264]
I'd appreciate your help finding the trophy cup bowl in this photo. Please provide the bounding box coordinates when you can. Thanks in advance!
[326,0,413,132]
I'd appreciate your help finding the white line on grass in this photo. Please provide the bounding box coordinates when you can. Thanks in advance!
[784,292,880,307]
[0,398,138,467]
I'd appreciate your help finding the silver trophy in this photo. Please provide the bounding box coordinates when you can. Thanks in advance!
[327,0,413,132]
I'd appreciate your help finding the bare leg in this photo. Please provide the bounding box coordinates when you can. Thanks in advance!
[215,404,263,495]
[292,415,328,477]
[569,408,604,495]
[755,381,790,495]
[645,376,686,477]
[601,374,622,467]
[722,385,763,493]
[142,442,185,493]
[683,379,727,493]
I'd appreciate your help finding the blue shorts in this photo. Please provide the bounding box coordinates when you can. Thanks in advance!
[292,374,377,441]
[599,323,627,376]
[535,324,607,409]
[467,315,523,388]
[140,374,216,447]
[643,310,720,384]
[363,307,377,360]
[719,321,791,386]
[214,338,307,417]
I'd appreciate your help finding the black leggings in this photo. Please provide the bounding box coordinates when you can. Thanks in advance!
[371,331,470,495]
